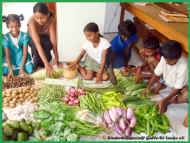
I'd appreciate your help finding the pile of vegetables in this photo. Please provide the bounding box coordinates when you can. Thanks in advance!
[3,76,34,89]
[32,102,104,141]
[134,104,170,136]
[30,68,64,80]
[114,75,152,97]
[123,96,155,108]
[37,85,65,105]
[3,86,38,108]
[79,92,104,114]
[102,107,136,137]
[101,91,125,110]
[63,87,85,106]
[3,119,35,141]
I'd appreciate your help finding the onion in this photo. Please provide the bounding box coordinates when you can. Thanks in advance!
[125,127,132,137]
[68,101,74,105]
[73,99,79,104]
[70,92,76,97]
[127,108,134,120]
[69,87,76,95]
[109,108,118,122]
[129,117,136,128]
[69,97,75,102]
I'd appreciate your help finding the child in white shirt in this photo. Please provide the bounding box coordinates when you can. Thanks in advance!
[145,40,188,126]
[71,22,110,83]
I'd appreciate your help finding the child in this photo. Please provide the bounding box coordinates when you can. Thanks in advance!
[136,36,161,83]
[70,22,110,83]
[145,40,188,126]
[2,14,33,78]
[107,20,138,84]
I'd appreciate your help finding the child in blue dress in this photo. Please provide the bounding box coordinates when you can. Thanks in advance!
[2,14,33,78]
[107,20,138,84]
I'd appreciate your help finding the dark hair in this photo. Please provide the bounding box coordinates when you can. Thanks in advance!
[2,14,24,27]
[84,22,99,33]
[160,40,182,59]
[118,20,136,37]
[83,22,103,37]
[33,3,52,16]
[143,36,160,49]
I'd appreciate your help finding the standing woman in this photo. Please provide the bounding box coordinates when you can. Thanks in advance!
[28,2,59,76]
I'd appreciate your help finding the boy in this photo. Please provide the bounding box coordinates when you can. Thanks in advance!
[136,36,160,83]
[145,40,188,127]
[107,20,138,84]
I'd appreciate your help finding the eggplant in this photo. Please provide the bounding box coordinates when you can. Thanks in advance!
[129,117,136,128]
[108,108,118,122]
[125,127,132,137]
[127,108,134,120]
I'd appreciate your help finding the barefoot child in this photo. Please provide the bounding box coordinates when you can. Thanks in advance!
[2,14,33,78]
[107,20,138,84]
[71,22,110,83]
[136,36,160,83]
[145,40,188,126]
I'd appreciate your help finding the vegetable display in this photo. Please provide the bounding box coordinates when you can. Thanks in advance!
[63,87,85,106]
[3,76,34,89]
[79,92,104,114]
[102,107,136,137]
[32,102,104,141]
[3,86,38,108]
[134,104,170,136]
[3,119,35,141]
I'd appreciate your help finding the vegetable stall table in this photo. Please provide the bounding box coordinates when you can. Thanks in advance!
[2,71,185,141]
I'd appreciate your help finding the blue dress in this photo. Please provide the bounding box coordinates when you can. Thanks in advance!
[2,32,33,76]
[107,34,138,68]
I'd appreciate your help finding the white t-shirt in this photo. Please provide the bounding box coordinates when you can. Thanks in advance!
[82,37,110,64]
[154,56,188,89]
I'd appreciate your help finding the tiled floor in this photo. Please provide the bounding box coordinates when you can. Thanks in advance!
[104,33,188,140]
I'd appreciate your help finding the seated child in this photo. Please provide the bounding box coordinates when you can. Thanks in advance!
[2,14,33,78]
[136,36,161,83]
[107,20,138,84]
[70,22,110,83]
[145,40,188,126]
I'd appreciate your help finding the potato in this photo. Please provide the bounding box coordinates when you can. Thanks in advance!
[9,103,16,108]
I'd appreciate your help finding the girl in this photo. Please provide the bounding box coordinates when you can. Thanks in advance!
[71,22,110,83]
[2,14,33,78]
[28,2,59,76]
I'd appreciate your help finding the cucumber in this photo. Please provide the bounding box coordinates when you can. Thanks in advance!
[3,125,14,136]
[19,122,30,133]
[6,121,20,129]
[17,132,28,141]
